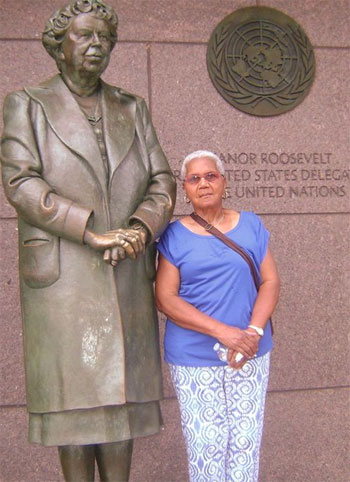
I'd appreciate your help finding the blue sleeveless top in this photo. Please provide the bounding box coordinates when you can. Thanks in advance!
[157,211,273,366]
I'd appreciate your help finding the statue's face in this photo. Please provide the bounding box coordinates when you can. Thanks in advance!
[59,12,113,76]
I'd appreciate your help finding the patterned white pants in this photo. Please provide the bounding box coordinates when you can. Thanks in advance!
[169,353,270,482]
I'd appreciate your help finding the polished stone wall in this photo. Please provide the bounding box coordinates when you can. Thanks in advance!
[0,1,349,481]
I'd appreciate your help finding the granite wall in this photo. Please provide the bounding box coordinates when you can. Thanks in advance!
[0,0,349,481]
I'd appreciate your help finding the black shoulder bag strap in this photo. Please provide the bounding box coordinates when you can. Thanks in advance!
[190,212,273,334]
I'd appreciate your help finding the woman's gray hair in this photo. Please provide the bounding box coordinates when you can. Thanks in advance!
[42,0,118,66]
[180,150,225,179]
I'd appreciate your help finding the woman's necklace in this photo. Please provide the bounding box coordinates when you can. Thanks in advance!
[194,212,225,229]
[212,213,225,229]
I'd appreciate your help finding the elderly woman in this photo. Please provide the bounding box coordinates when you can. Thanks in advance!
[1,1,175,480]
[156,150,280,482]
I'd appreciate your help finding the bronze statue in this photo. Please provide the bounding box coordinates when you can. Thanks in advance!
[0,1,176,480]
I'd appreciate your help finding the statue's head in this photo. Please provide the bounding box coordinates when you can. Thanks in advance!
[42,0,118,72]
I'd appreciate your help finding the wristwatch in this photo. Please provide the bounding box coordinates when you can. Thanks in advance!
[248,324,264,336]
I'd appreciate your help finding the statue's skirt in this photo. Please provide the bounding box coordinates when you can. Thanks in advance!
[28,401,162,446]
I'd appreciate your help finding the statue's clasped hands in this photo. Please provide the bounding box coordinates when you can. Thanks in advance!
[84,226,148,266]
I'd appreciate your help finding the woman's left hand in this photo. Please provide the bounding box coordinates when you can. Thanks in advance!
[227,349,246,369]
[227,329,261,369]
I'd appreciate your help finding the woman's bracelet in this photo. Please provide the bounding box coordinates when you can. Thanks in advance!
[247,324,264,336]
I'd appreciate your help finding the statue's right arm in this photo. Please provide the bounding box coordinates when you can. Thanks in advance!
[1,91,91,244]
[1,92,146,257]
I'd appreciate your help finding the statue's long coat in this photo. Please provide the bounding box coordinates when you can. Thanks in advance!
[1,75,176,413]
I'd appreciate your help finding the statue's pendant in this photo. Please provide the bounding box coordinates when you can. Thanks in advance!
[88,114,102,126]
[87,90,101,125]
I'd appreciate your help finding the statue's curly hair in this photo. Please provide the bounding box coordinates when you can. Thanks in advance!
[42,0,118,63]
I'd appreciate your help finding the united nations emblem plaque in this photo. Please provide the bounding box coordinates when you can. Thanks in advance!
[207,6,316,116]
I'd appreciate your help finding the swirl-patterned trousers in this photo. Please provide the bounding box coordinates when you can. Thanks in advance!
[169,352,270,482]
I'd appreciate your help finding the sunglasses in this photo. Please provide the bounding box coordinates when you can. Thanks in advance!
[184,171,223,185]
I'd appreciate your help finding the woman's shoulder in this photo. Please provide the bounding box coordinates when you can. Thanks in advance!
[157,220,189,263]
[177,215,199,232]
[240,211,269,248]
[164,219,183,231]
[240,210,263,225]
[159,219,183,241]
[238,211,268,238]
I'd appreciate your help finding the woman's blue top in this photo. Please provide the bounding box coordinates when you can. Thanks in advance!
[157,211,273,366]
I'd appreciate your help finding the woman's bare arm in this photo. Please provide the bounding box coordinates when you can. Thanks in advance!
[227,248,280,367]
[248,248,280,330]
[155,254,258,359]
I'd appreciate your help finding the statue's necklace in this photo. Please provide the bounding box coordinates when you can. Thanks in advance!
[87,91,102,126]
[74,90,102,126]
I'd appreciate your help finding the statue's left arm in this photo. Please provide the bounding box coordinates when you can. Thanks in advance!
[129,99,176,242]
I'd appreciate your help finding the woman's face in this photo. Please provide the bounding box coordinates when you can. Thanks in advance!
[59,12,112,77]
[183,157,226,211]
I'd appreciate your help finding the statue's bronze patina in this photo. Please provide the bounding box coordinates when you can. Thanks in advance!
[0,1,176,480]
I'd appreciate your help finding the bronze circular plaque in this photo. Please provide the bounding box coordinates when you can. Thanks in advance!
[207,6,316,116]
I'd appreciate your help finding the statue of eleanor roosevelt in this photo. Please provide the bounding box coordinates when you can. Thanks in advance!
[0,1,176,480]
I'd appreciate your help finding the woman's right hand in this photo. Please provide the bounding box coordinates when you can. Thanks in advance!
[217,325,259,360]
